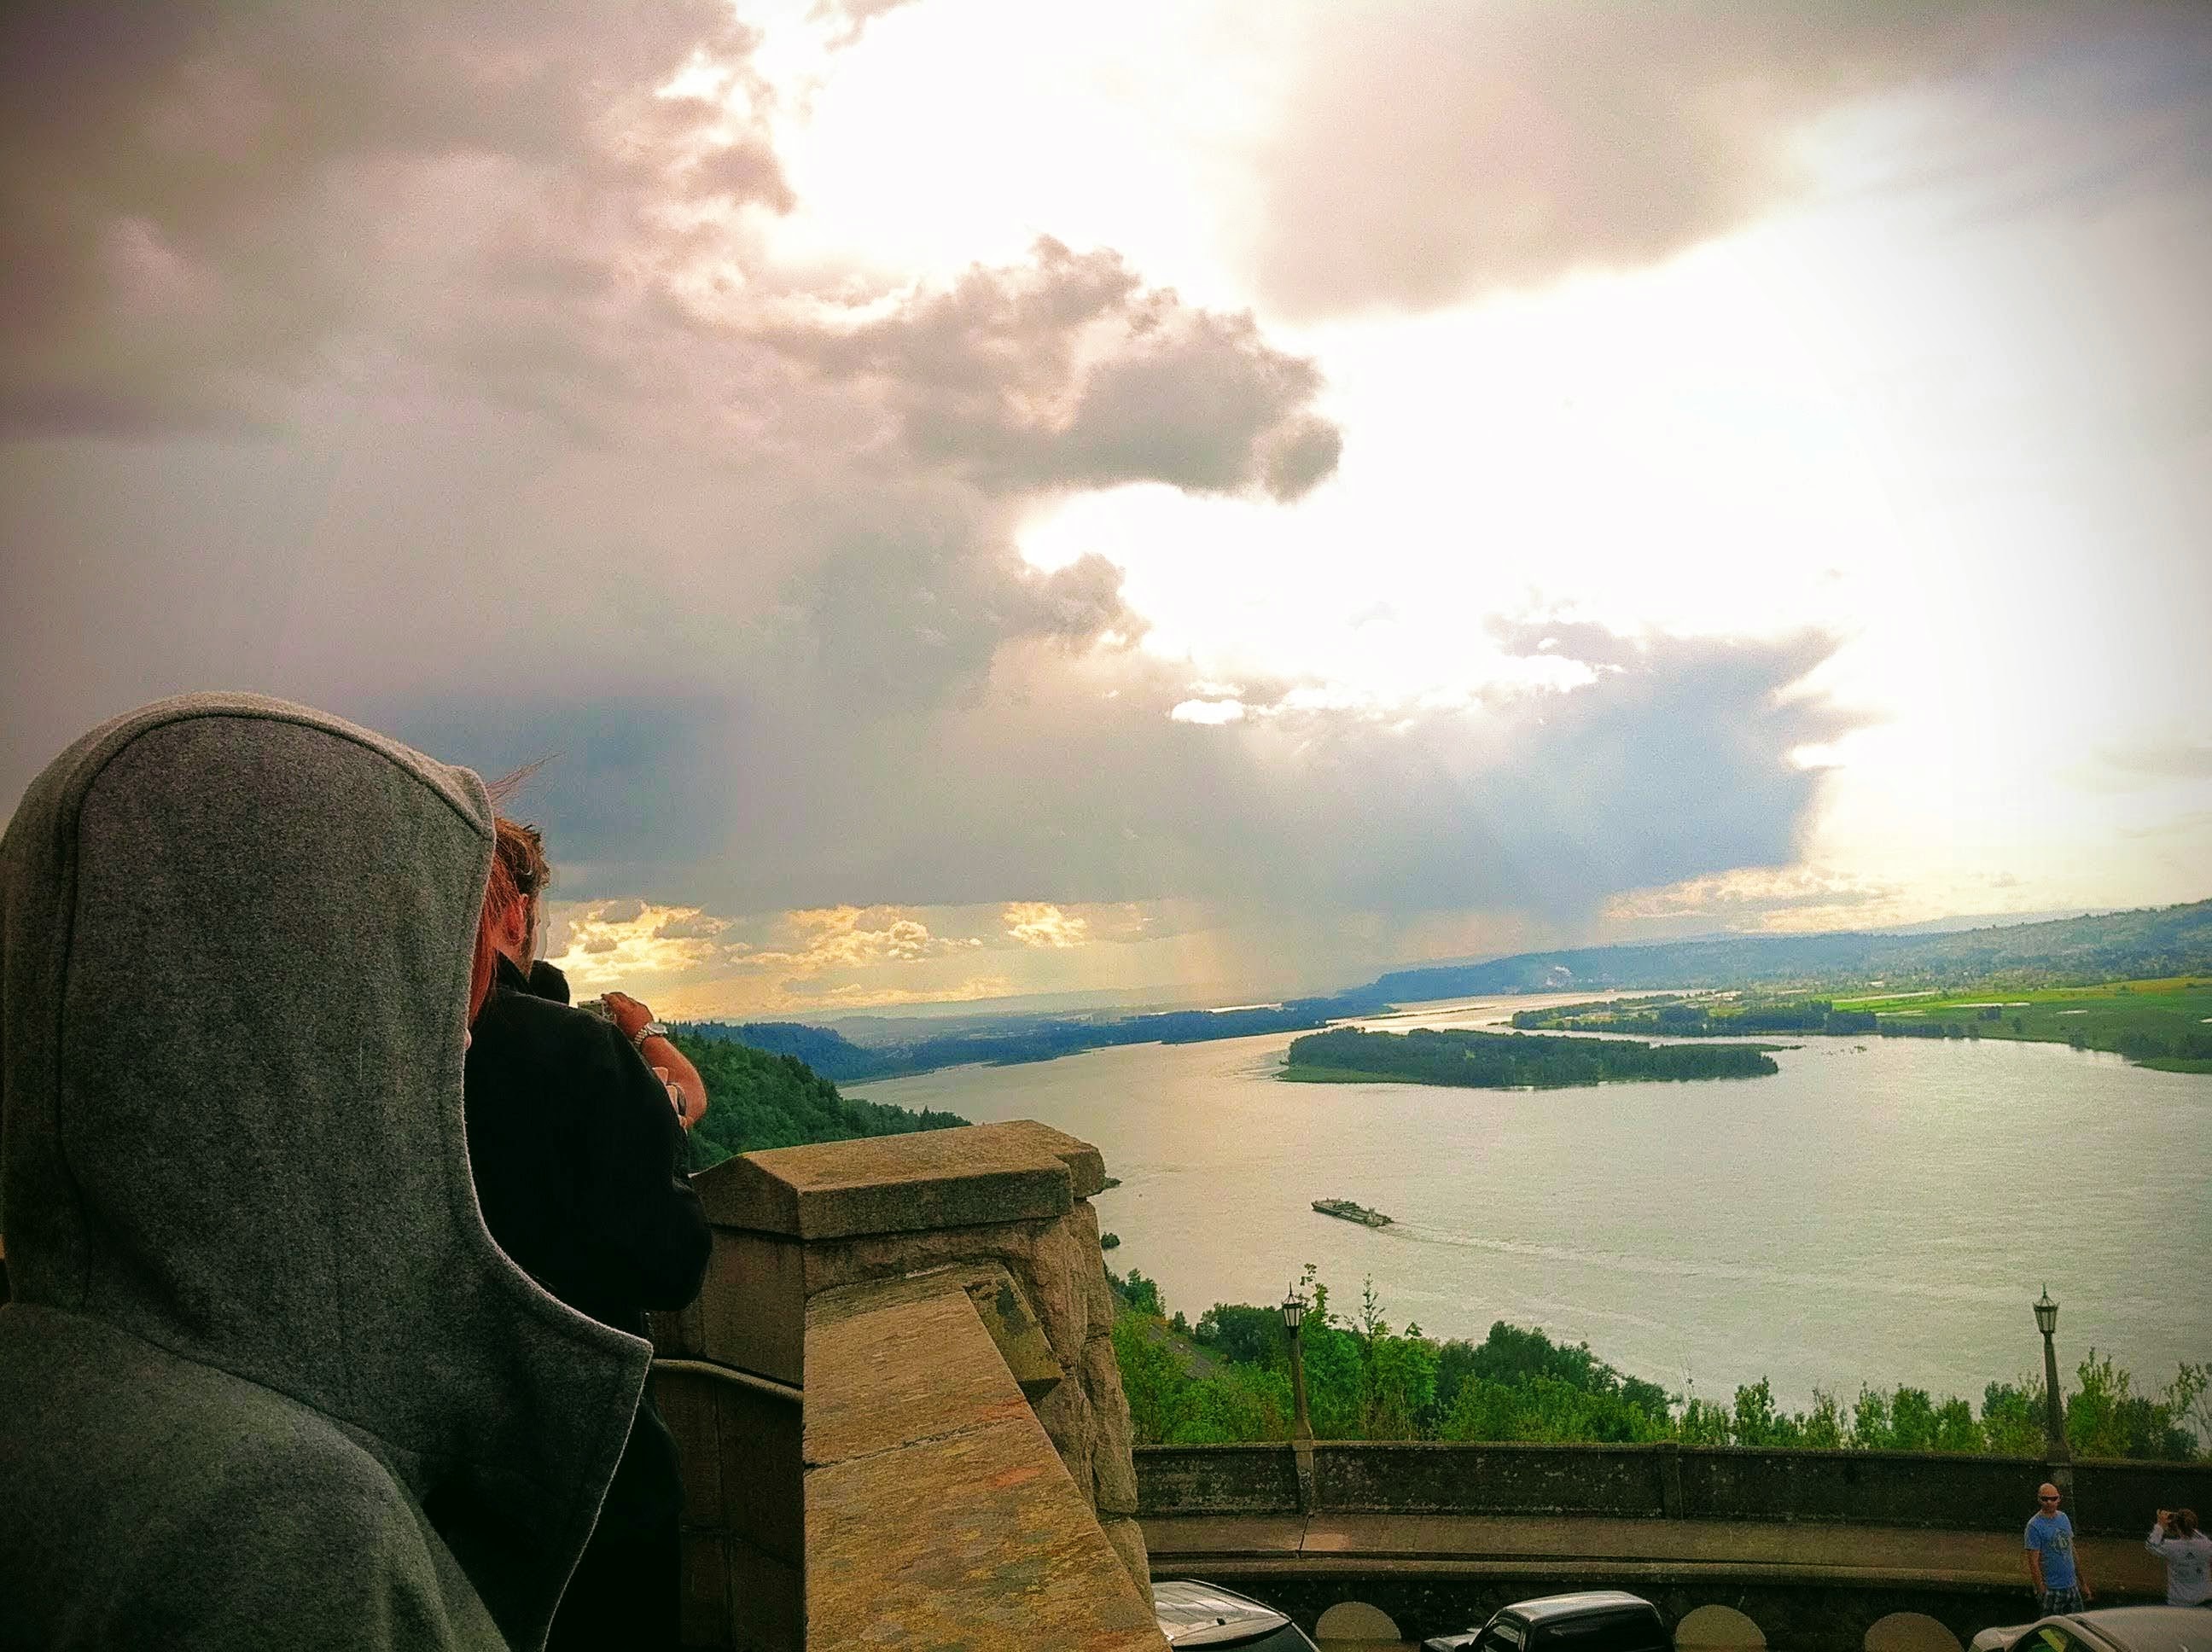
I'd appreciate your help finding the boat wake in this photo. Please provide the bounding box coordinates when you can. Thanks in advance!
[1382,1221,2133,1311]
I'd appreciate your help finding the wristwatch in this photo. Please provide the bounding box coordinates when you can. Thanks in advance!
[631,1020,669,1050]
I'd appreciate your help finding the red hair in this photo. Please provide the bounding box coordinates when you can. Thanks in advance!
[468,849,521,1025]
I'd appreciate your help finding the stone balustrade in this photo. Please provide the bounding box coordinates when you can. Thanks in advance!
[649,1120,1161,1650]
[1137,1440,2212,1535]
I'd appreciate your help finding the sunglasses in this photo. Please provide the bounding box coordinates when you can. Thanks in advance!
[2040,1495,2060,1503]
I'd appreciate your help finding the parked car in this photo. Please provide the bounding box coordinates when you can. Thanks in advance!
[1966,1606,2212,1652]
[1153,1579,1320,1650]
[1423,1591,1674,1652]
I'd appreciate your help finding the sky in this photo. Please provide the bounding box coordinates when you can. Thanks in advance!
[3,1,2209,1019]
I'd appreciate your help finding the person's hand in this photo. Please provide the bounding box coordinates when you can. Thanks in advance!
[652,1066,690,1126]
[602,991,654,1043]
[2158,1508,2172,1526]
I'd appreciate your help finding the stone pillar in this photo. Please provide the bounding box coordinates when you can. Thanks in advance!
[651,1120,1152,1649]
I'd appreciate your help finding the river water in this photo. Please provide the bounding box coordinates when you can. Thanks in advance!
[852,996,2210,1411]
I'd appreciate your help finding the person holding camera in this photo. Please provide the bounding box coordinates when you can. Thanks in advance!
[484,818,707,1129]
[465,817,709,1650]
[2149,1508,2211,1606]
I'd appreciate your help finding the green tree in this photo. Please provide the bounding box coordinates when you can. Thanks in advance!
[1112,1312,1197,1444]
[1980,1378,2046,1454]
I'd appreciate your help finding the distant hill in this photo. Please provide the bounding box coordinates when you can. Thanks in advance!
[670,1032,967,1171]
[1365,898,2212,1002]
[678,995,1389,1084]
[676,1020,893,1083]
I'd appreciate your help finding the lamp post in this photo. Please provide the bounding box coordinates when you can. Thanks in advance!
[1281,1283,1316,1514]
[1281,1284,1314,1443]
[2034,1287,2073,1493]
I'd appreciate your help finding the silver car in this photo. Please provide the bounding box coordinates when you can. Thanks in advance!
[1154,1579,1321,1650]
[1967,1605,2212,1652]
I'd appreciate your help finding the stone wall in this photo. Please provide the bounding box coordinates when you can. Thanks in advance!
[653,1120,1157,1649]
[1138,1440,2212,1537]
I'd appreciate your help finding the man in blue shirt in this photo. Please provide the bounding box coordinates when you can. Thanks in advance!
[2025,1482,2093,1614]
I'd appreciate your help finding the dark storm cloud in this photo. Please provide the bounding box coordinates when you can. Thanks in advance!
[0,0,783,434]
[469,626,1848,922]
[761,239,1341,501]
[1251,0,2203,318]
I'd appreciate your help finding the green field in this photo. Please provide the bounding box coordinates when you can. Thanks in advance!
[1833,977,2212,1073]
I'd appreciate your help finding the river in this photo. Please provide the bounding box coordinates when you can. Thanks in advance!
[851,995,2210,1411]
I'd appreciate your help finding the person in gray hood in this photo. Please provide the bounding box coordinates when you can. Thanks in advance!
[0,694,664,1650]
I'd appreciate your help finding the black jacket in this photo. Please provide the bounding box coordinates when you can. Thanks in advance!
[463,954,707,1340]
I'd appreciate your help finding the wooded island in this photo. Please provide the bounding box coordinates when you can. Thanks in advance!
[1280,1026,1779,1087]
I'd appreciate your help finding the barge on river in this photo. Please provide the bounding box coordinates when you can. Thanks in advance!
[1312,1198,1393,1228]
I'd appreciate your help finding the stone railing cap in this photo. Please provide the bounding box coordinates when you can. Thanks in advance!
[694,1120,1107,1239]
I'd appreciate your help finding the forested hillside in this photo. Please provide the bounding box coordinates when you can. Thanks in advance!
[1369,898,2212,1001]
[672,1032,967,1171]
[675,1020,888,1083]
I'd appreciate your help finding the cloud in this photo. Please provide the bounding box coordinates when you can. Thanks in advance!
[495,625,1854,934]
[1601,865,1907,937]
[759,237,1341,501]
[1003,903,1090,949]
[777,905,981,967]
[809,0,923,53]
[546,900,737,986]
[2089,739,2212,785]
[0,0,788,434]
[1249,1,2185,318]
[1169,699,1246,726]
[547,897,987,998]
[0,15,1339,820]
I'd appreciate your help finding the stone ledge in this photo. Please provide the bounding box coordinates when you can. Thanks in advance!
[811,1262,1063,1404]
[695,1120,1103,1239]
[805,1283,1164,1649]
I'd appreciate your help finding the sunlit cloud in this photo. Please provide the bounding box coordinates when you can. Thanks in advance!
[776,905,983,966]
[1594,865,2017,938]
[1168,699,1245,725]
[546,901,737,989]
[1003,902,1090,948]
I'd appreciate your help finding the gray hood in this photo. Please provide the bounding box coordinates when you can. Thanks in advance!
[0,693,649,1649]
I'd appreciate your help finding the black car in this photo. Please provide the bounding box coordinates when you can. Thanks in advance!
[1154,1579,1321,1650]
[1423,1590,1674,1652]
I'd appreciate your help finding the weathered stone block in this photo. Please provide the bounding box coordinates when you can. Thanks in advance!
[1027,1211,1093,1365]
[696,1230,804,1387]
[796,1219,1048,1299]
[1085,1335,1140,1518]
[696,1122,1082,1240]
[1068,1200,1116,1339]
[804,1291,1030,1470]
[807,1416,1161,1649]
[966,1269,1065,1402]
[1097,1515,1154,1603]
[727,1538,802,1652]
[1033,1370,1097,1503]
